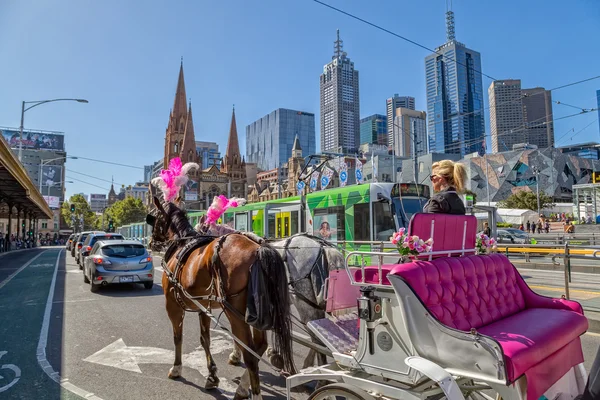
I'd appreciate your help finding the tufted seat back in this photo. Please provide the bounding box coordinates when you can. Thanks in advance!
[390,253,526,331]
[408,213,478,258]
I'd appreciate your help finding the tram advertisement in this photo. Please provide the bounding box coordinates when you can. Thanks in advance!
[314,214,337,241]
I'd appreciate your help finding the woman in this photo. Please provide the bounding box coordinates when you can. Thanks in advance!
[318,221,332,240]
[423,160,467,215]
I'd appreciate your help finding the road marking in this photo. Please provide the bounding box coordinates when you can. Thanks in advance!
[0,351,21,393]
[529,285,600,296]
[36,249,105,400]
[585,332,600,337]
[0,251,46,290]
[84,333,237,395]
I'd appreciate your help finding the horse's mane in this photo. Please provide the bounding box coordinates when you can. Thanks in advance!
[164,202,197,238]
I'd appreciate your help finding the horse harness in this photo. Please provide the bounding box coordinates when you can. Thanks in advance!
[161,234,245,321]
[279,234,331,311]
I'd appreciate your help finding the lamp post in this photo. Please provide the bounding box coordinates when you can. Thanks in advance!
[19,98,88,162]
[533,166,541,216]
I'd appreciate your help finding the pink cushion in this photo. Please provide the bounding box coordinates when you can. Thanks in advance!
[353,265,396,285]
[390,254,526,330]
[408,213,477,257]
[478,308,588,383]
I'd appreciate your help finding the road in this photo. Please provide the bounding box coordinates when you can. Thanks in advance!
[0,247,598,400]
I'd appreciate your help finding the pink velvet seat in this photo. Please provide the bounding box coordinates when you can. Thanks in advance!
[353,264,395,285]
[389,253,588,398]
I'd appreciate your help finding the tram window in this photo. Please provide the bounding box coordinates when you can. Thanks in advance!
[373,202,396,241]
[314,206,345,242]
[290,211,299,235]
[268,213,276,239]
[354,203,370,241]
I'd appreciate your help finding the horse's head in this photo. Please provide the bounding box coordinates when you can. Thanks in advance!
[146,185,191,251]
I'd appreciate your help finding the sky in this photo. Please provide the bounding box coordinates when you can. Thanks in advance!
[1,0,599,200]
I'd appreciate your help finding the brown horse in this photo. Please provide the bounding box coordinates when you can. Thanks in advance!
[147,195,296,400]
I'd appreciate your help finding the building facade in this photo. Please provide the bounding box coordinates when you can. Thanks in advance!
[521,87,554,148]
[425,9,485,156]
[246,108,315,171]
[386,95,415,149]
[196,141,221,169]
[489,79,524,153]
[143,165,153,183]
[359,114,387,146]
[392,108,427,158]
[320,30,360,154]
[558,142,600,160]
[89,194,108,213]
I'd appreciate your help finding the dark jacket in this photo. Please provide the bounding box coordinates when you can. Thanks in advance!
[423,187,466,215]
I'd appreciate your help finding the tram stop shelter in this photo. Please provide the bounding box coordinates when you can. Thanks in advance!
[0,133,53,248]
[572,183,600,223]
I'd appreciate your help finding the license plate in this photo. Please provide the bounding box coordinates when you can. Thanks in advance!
[120,276,133,283]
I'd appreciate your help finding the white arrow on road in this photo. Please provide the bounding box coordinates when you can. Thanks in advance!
[84,334,238,394]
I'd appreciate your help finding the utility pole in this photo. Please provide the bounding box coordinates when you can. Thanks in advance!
[533,166,541,216]
[413,124,419,185]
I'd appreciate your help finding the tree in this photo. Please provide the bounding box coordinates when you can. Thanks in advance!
[498,190,555,212]
[62,194,96,231]
[105,197,147,228]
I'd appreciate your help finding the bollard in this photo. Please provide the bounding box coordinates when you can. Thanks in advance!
[563,242,571,300]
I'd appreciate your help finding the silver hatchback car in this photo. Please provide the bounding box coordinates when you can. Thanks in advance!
[83,240,154,292]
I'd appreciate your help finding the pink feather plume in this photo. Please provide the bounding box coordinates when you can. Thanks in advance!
[205,195,246,225]
[152,157,199,202]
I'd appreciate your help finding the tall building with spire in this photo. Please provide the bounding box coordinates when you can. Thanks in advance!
[108,178,117,206]
[425,6,485,156]
[220,107,247,198]
[320,30,360,154]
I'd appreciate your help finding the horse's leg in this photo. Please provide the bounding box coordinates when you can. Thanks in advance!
[199,312,220,389]
[229,341,242,366]
[231,322,263,400]
[166,295,185,379]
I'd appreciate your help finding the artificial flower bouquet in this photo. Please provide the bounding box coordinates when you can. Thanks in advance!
[476,233,497,254]
[390,228,433,257]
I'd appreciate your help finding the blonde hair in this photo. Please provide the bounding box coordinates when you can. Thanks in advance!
[432,160,467,193]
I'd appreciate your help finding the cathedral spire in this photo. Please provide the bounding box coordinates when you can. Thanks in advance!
[224,105,241,168]
[172,60,187,118]
[180,100,197,163]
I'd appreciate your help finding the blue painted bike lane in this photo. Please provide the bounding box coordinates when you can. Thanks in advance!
[0,249,84,400]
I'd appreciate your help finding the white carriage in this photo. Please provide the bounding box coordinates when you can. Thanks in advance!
[287,213,589,400]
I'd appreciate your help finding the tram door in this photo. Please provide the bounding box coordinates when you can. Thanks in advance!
[275,212,291,238]
[265,204,301,239]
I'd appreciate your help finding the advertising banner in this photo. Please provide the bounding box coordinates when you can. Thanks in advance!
[41,165,64,198]
[184,179,198,201]
[320,166,333,190]
[1,129,64,151]
[43,196,60,209]
[314,214,337,242]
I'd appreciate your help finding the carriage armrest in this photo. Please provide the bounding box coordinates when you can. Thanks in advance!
[516,276,584,314]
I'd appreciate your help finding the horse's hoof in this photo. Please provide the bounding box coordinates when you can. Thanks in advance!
[205,376,220,390]
[228,353,242,366]
[168,365,182,379]
[233,389,250,400]
[269,353,284,370]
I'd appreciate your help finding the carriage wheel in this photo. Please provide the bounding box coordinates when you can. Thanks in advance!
[308,383,376,400]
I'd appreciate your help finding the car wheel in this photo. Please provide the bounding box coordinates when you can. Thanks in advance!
[90,283,99,293]
[143,282,153,290]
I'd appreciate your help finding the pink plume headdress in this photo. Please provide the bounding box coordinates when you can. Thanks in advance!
[205,195,246,226]
[151,157,199,202]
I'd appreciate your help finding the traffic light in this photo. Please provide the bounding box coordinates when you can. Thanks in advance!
[70,203,75,212]
[21,221,25,228]
[108,220,114,232]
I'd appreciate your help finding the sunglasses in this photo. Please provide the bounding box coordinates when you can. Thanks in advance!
[430,174,438,181]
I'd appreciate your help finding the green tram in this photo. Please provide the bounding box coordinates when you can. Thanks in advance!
[187,183,430,258]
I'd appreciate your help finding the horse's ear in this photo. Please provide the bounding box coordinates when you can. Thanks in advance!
[153,196,166,215]
[175,195,182,206]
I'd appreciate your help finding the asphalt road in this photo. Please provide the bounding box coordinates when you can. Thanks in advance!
[0,247,599,400]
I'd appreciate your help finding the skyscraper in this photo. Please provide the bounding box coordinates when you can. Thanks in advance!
[246,108,315,171]
[320,30,360,154]
[425,8,485,156]
[196,141,221,169]
[489,79,524,152]
[386,95,415,149]
[360,114,387,146]
[597,90,600,133]
[392,108,427,158]
[522,88,554,148]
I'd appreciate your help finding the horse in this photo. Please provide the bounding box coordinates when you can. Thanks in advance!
[196,219,347,372]
[147,196,296,400]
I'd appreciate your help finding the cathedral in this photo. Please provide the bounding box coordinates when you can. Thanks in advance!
[162,61,247,208]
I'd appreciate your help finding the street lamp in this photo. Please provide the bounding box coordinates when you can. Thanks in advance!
[532,166,541,216]
[18,98,88,161]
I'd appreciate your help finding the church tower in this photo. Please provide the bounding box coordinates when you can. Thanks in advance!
[286,135,305,197]
[221,106,247,198]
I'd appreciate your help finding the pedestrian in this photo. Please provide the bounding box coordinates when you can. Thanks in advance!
[526,221,531,233]
[519,223,524,231]
[545,220,550,233]
[532,223,536,234]
[483,222,491,237]
[423,160,467,215]
[537,221,543,233]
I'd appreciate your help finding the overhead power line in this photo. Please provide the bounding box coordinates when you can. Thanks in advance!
[66,176,110,191]
[69,155,144,170]
[67,169,125,187]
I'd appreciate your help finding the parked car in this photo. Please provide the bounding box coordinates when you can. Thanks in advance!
[496,229,530,244]
[66,234,75,250]
[71,233,82,257]
[74,231,105,264]
[83,240,154,292]
[78,233,124,268]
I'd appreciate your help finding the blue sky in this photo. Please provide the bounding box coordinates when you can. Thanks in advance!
[1,0,599,199]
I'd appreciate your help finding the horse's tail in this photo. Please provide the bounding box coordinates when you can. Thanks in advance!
[256,243,297,375]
